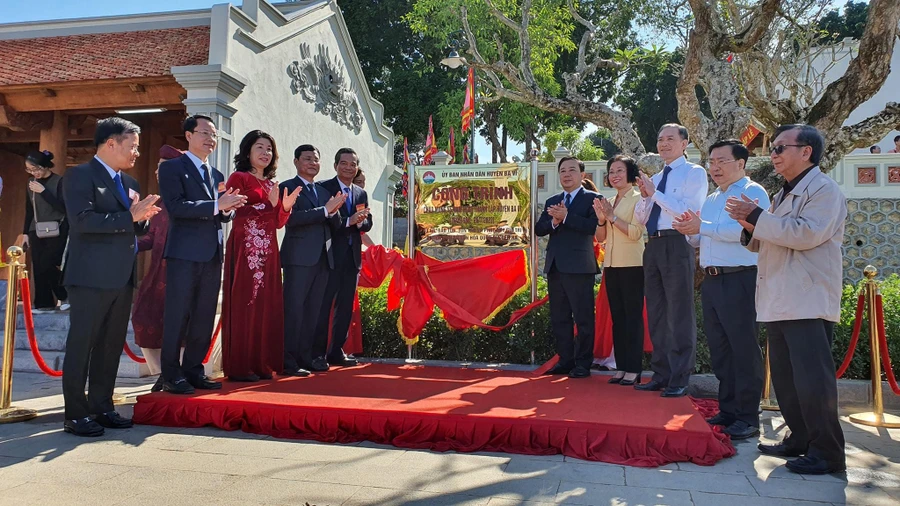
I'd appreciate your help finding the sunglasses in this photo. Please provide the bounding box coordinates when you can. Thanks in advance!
[769,144,808,155]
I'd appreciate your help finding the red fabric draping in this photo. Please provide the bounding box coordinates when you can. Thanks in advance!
[593,273,653,358]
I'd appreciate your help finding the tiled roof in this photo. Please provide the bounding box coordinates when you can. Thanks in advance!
[0,26,210,86]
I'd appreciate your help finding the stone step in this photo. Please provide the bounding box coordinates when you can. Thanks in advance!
[0,329,138,352]
[6,349,150,378]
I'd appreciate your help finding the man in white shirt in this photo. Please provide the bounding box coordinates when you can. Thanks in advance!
[674,139,770,439]
[634,124,708,397]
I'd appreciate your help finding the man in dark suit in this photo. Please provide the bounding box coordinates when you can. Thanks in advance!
[157,115,246,394]
[313,148,372,369]
[535,156,600,379]
[280,145,346,375]
[62,117,161,436]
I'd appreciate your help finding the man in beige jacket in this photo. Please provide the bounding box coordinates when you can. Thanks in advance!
[726,124,846,475]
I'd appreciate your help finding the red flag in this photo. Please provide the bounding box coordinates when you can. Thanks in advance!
[448,126,456,164]
[403,137,410,170]
[461,67,475,133]
[424,115,438,165]
[463,145,470,164]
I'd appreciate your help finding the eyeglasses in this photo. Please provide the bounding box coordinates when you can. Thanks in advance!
[769,144,807,155]
[707,159,737,168]
[191,130,219,140]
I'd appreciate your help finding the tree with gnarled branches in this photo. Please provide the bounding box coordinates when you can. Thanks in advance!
[409,0,900,187]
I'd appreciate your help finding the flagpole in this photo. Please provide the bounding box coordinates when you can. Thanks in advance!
[469,77,476,163]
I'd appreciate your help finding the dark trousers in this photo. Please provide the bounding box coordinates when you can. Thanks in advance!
[643,234,697,387]
[767,319,845,465]
[315,255,359,360]
[28,230,68,308]
[547,264,595,370]
[701,268,764,426]
[161,257,222,381]
[62,285,132,419]
[605,266,644,374]
[283,255,330,370]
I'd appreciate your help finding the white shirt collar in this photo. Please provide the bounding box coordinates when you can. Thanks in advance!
[663,155,687,170]
[338,179,352,192]
[563,187,582,201]
[298,176,314,187]
[184,150,207,171]
[94,155,119,178]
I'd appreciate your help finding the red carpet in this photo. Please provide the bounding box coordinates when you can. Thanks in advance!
[133,363,734,467]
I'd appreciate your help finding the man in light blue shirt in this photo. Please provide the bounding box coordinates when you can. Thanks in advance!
[673,139,770,440]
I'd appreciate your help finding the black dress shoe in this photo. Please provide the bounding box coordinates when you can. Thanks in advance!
[634,379,666,391]
[608,375,624,384]
[258,373,273,380]
[95,411,133,429]
[619,377,637,386]
[150,376,164,393]
[283,368,311,377]
[568,366,590,378]
[543,365,573,376]
[785,455,846,475]
[661,386,687,397]
[705,413,735,426]
[724,420,760,440]
[228,374,260,382]
[188,375,222,390]
[310,357,330,372]
[758,441,807,458]
[64,417,105,437]
[162,378,195,395]
[327,355,359,367]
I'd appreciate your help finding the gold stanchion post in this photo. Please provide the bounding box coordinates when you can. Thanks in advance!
[849,266,900,428]
[0,246,38,423]
[760,338,779,411]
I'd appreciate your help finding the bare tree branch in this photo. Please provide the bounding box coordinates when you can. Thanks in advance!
[808,0,900,134]
[822,102,900,168]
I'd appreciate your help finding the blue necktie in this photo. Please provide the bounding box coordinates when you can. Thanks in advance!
[114,173,138,254]
[564,193,571,208]
[113,173,130,209]
[344,187,352,214]
[200,163,213,196]
[646,166,672,236]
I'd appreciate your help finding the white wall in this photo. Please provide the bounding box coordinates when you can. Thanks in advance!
[222,0,395,245]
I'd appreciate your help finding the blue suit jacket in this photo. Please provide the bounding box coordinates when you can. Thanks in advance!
[158,154,231,263]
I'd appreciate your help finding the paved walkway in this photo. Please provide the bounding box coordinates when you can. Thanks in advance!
[0,372,898,506]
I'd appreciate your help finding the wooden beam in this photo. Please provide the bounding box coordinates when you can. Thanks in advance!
[0,80,185,113]
[0,127,95,144]
[39,88,57,98]
[40,111,67,163]
[0,104,52,131]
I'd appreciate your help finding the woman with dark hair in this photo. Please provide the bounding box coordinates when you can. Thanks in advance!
[132,145,183,384]
[16,150,68,312]
[592,154,647,385]
[222,131,301,381]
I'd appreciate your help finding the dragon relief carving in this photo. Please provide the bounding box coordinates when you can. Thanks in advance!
[287,43,364,134]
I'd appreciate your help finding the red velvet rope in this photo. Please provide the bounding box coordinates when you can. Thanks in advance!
[875,294,900,396]
[203,319,222,364]
[836,292,866,379]
[18,278,63,377]
[123,342,147,363]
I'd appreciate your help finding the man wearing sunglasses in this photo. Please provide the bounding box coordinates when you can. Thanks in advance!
[726,124,846,475]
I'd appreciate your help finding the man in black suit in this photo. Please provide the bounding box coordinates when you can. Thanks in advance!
[313,148,372,369]
[158,115,246,394]
[535,156,600,379]
[280,145,346,375]
[62,117,161,436]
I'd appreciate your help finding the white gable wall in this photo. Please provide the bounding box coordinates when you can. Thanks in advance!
[219,0,395,246]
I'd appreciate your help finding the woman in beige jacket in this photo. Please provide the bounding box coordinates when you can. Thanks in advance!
[593,155,646,385]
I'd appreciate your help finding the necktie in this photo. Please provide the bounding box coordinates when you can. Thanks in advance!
[344,187,352,215]
[114,173,138,254]
[113,173,130,209]
[306,182,317,201]
[646,165,672,236]
[200,163,213,196]
[564,193,571,208]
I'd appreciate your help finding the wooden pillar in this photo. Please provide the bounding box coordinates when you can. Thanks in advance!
[39,111,67,173]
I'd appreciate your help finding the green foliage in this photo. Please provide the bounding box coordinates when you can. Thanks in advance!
[613,49,681,152]
[817,1,869,43]
[360,274,900,381]
[539,126,605,161]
